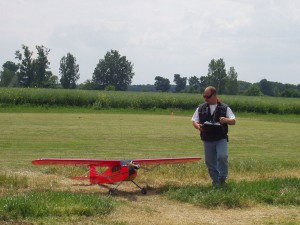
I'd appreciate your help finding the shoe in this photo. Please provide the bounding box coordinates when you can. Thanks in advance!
[212,181,219,186]
[219,178,226,185]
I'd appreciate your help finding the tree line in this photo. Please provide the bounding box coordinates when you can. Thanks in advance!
[1,44,299,97]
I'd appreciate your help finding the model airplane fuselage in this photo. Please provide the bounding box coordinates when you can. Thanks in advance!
[32,157,201,194]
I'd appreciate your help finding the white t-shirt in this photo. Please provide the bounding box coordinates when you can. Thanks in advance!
[191,104,235,123]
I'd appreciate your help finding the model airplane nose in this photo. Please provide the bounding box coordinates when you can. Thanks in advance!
[127,161,141,169]
[134,163,141,169]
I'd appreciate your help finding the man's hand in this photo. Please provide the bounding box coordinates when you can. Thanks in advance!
[219,117,227,124]
[219,117,236,125]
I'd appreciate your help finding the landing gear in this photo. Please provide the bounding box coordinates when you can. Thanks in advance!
[131,180,147,194]
[107,180,147,195]
[108,189,114,195]
[141,188,147,195]
[108,187,147,195]
[105,162,148,195]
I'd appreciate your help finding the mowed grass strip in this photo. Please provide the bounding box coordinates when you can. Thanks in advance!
[0,113,201,169]
[0,112,299,171]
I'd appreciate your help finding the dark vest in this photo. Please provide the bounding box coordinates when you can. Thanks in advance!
[198,102,228,142]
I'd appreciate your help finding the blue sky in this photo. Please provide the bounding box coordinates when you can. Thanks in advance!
[1,0,299,85]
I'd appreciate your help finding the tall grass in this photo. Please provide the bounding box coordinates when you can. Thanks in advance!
[0,174,28,189]
[0,191,115,220]
[162,178,300,208]
[229,158,300,173]
[0,88,299,114]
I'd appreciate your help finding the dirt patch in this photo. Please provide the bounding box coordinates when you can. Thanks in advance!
[107,193,300,225]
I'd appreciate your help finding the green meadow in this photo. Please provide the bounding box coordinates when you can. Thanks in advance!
[0,112,299,168]
[0,93,299,224]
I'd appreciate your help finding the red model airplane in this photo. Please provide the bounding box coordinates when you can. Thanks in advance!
[32,157,201,194]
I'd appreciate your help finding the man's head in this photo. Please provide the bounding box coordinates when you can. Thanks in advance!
[203,86,217,104]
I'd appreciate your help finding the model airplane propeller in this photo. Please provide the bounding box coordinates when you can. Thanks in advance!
[32,157,201,194]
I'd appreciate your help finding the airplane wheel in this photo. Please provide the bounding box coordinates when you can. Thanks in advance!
[108,189,114,195]
[141,188,147,195]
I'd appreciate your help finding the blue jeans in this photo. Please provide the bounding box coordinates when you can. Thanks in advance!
[203,138,228,185]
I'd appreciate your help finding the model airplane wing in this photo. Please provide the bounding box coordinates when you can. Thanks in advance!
[132,157,201,165]
[32,158,121,167]
[32,157,201,167]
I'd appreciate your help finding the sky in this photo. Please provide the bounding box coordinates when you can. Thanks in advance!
[1,0,300,85]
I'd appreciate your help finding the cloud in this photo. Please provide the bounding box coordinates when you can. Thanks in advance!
[0,0,299,85]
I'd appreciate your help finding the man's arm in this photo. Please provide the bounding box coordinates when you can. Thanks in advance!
[220,106,236,125]
[192,121,202,130]
[192,108,202,130]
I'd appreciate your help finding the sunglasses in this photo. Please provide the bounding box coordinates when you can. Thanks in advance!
[203,93,214,99]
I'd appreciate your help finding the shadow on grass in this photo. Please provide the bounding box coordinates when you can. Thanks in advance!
[160,178,300,208]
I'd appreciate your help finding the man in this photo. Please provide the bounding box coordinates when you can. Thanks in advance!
[192,86,236,185]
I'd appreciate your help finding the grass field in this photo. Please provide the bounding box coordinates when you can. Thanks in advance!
[0,111,299,224]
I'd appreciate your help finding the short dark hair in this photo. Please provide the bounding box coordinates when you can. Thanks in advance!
[207,86,217,95]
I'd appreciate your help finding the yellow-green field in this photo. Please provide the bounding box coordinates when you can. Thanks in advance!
[0,112,299,224]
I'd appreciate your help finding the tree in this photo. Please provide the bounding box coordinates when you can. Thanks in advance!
[154,76,170,92]
[0,61,19,87]
[15,45,35,87]
[207,58,227,94]
[259,79,274,96]
[78,79,97,90]
[59,53,80,89]
[92,50,134,91]
[35,45,50,87]
[199,76,208,92]
[43,71,59,88]
[238,80,252,94]
[0,69,15,87]
[280,88,300,98]
[226,66,238,95]
[245,84,263,96]
[14,45,53,88]
[2,61,19,73]
[173,74,187,92]
[188,76,200,93]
